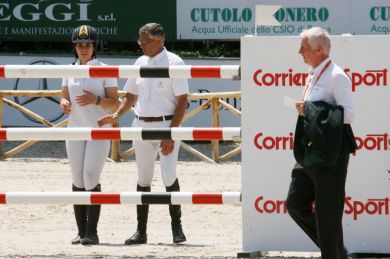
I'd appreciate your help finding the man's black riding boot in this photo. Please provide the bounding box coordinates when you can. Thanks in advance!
[166,179,186,244]
[71,184,87,245]
[125,184,150,245]
[81,184,101,245]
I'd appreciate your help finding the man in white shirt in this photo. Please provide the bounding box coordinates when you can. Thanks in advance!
[98,23,188,245]
[286,27,356,259]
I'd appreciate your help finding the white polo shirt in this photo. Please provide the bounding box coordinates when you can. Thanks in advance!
[123,48,189,117]
[304,57,356,124]
[62,59,118,127]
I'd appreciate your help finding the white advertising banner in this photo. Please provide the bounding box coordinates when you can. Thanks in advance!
[177,0,348,39]
[241,35,390,253]
[178,0,390,39]
[0,56,240,127]
[350,0,390,35]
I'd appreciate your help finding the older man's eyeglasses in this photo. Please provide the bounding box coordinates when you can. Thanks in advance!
[137,39,152,46]
[137,37,159,46]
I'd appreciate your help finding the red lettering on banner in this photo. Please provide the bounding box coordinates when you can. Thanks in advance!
[344,68,388,92]
[355,133,388,151]
[344,197,390,220]
[253,131,389,152]
[252,68,388,92]
[254,196,390,221]
[254,196,287,214]
[253,69,309,87]
[253,132,294,150]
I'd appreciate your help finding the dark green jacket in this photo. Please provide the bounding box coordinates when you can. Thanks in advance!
[293,101,357,169]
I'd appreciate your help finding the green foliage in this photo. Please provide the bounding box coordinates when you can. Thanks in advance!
[175,44,240,58]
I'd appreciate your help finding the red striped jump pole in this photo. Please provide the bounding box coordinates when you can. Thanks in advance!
[0,192,242,205]
[0,65,240,79]
[0,127,241,141]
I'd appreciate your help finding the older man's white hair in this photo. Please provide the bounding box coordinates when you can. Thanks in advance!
[300,27,331,55]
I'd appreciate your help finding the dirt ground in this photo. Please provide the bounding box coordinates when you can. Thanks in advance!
[1,159,385,259]
[0,159,246,259]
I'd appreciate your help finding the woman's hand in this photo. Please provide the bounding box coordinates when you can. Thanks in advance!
[76,90,97,106]
[97,114,117,127]
[60,98,72,114]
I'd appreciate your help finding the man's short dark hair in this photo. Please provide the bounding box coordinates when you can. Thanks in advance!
[139,23,165,40]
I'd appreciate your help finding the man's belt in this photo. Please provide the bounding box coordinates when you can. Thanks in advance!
[135,115,174,122]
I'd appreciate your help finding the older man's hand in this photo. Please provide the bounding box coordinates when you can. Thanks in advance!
[296,101,305,116]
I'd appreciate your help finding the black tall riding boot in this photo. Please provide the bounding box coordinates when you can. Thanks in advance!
[125,184,150,245]
[71,184,86,245]
[81,184,101,245]
[166,179,187,244]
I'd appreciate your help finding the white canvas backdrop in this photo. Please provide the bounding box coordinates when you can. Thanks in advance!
[241,35,390,253]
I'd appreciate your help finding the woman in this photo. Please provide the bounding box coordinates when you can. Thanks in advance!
[60,25,118,245]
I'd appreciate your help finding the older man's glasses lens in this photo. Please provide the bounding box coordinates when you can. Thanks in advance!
[137,39,150,46]
[137,38,158,46]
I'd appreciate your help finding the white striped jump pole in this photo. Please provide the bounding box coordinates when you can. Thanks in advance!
[0,192,242,205]
[0,65,240,79]
[0,127,241,141]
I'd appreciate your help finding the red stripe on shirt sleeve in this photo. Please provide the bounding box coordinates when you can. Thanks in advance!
[192,194,223,204]
[193,128,223,140]
[89,66,119,78]
[91,128,121,140]
[190,66,221,78]
[91,193,121,204]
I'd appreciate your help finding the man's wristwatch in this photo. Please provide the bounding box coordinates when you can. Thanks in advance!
[112,112,120,124]
[95,96,101,105]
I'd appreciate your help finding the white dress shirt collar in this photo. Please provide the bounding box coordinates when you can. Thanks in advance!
[148,47,167,64]
[311,57,331,76]
[76,58,99,65]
